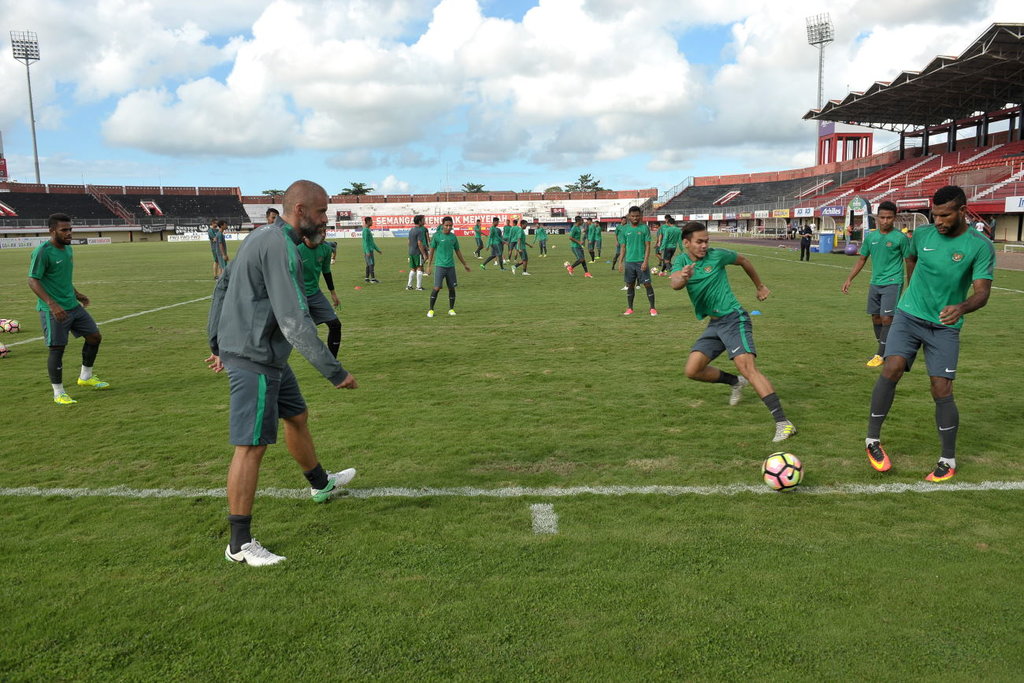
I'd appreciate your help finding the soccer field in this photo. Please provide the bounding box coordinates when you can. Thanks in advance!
[2,237,1023,679]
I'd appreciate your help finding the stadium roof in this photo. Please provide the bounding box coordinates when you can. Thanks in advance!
[804,23,1024,131]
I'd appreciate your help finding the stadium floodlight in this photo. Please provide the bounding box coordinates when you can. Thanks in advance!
[806,14,835,110]
[10,30,41,184]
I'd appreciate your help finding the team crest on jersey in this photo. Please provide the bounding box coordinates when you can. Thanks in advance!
[951,252,964,262]
[703,265,713,273]
[885,241,892,247]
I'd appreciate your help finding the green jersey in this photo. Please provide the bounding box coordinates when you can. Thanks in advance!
[507,225,521,244]
[620,223,650,262]
[587,222,600,241]
[654,224,665,250]
[569,223,584,244]
[897,225,995,329]
[474,223,482,238]
[297,241,334,296]
[661,224,682,250]
[536,226,548,242]
[859,228,911,286]
[28,241,78,312]
[361,227,379,254]
[431,231,461,267]
[671,247,742,320]
[615,223,626,245]
[488,226,503,247]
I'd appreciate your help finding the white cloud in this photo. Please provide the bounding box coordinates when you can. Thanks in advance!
[376,174,410,193]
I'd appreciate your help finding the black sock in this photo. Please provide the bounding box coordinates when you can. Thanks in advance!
[646,285,656,309]
[761,392,787,422]
[448,290,456,309]
[364,265,370,279]
[877,324,890,357]
[228,514,253,553]
[580,259,589,273]
[589,250,595,260]
[48,346,65,384]
[304,463,329,490]
[430,290,439,310]
[627,288,635,308]
[326,320,341,358]
[715,370,739,386]
[868,375,898,439]
[935,395,959,460]
[82,341,99,367]
[872,323,883,342]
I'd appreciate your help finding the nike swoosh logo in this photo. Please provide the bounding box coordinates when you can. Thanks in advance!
[945,368,956,373]
[731,346,741,353]
[938,426,956,431]
[870,413,886,418]
[883,309,893,313]
[55,260,64,263]
[923,247,936,251]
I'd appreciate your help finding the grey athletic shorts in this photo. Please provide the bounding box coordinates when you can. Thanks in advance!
[434,266,458,289]
[624,261,652,286]
[867,284,901,316]
[692,310,757,361]
[571,245,585,260]
[39,305,99,347]
[306,290,337,325]
[363,253,375,266]
[226,362,307,446]
[885,310,960,379]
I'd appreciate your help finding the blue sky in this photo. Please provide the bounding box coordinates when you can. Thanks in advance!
[0,0,1015,196]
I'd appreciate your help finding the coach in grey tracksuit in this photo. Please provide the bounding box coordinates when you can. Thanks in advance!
[205,179,358,567]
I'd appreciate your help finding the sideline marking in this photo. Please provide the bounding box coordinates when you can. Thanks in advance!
[530,503,559,534]
[2,480,1023,500]
[3,295,211,347]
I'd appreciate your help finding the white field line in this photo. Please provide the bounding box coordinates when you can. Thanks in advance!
[530,503,559,534]
[3,295,211,347]
[738,250,1024,294]
[2,480,1024,500]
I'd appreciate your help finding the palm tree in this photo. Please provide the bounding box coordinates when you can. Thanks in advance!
[340,182,374,195]
[462,182,486,193]
[261,189,286,197]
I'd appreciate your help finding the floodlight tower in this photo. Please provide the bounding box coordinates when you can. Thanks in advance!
[10,30,41,184]
[806,14,834,110]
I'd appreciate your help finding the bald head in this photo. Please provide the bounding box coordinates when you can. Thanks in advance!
[281,179,329,245]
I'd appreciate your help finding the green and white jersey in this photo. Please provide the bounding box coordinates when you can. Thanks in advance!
[431,231,461,267]
[898,225,995,329]
[488,226,503,246]
[297,241,334,296]
[671,247,741,319]
[661,224,682,250]
[536,226,548,242]
[361,227,378,254]
[860,229,911,285]
[620,223,650,262]
[28,241,78,312]
[615,222,626,245]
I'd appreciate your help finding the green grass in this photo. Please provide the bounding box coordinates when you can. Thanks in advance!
[1,237,1023,679]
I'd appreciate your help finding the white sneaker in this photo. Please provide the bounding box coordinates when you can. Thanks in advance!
[311,467,356,502]
[225,539,286,567]
[620,285,629,291]
[511,265,517,274]
[772,420,797,443]
[448,309,457,316]
[427,310,435,318]
[522,271,531,276]
[729,376,749,406]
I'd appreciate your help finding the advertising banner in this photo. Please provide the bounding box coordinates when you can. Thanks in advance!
[821,206,844,216]
[772,209,791,218]
[794,207,814,217]
[1003,196,1024,213]
[370,213,521,229]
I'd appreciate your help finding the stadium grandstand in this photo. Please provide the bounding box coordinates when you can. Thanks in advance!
[658,23,1024,245]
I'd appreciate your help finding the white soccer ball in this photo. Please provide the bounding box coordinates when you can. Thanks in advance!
[563,261,570,267]
[7,319,20,333]
[650,267,660,275]
[0,343,8,358]
[0,320,11,333]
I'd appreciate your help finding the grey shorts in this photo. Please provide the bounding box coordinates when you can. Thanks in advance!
[434,266,458,289]
[662,248,676,263]
[226,362,307,446]
[306,290,338,325]
[885,310,960,379]
[624,261,651,286]
[571,245,585,259]
[491,245,502,258]
[363,253,375,266]
[867,284,901,316]
[39,306,99,347]
[692,310,757,361]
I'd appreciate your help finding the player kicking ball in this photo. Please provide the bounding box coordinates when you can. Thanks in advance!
[863,186,993,481]
[670,222,796,443]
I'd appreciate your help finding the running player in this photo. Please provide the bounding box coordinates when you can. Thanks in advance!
[297,224,342,357]
[473,219,484,258]
[618,206,657,316]
[512,224,533,276]
[406,215,430,291]
[658,215,681,275]
[840,201,911,367]
[863,186,994,482]
[670,222,796,443]
[481,216,504,270]
[426,216,471,317]
[361,216,382,283]
[207,180,358,567]
[28,213,111,405]
[566,216,592,277]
